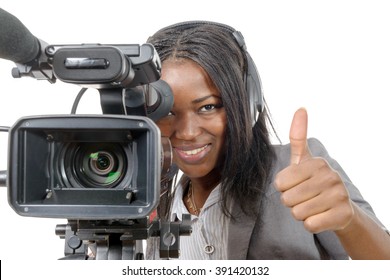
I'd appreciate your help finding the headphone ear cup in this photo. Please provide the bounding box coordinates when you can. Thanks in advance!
[233,30,264,127]
[245,51,264,127]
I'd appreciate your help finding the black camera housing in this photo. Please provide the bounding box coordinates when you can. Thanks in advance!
[0,6,190,259]
[7,114,161,220]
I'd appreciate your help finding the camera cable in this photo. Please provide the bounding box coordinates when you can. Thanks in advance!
[71,87,88,114]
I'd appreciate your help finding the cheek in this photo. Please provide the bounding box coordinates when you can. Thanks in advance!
[156,120,173,137]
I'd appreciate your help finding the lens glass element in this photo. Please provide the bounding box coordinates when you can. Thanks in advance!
[61,143,128,188]
[79,144,125,188]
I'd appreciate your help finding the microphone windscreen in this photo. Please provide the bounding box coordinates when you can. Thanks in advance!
[0,8,40,63]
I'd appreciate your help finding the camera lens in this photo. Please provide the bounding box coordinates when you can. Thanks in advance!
[60,143,129,188]
[89,151,115,175]
[80,145,125,188]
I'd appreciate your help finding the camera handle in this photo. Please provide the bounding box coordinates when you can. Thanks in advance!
[99,87,148,116]
[99,88,126,115]
[55,214,191,260]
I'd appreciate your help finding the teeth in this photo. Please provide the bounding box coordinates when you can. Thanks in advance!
[181,145,207,156]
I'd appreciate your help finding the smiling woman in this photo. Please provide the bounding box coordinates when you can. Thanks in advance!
[1,0,390,269]
[145,20,390,260]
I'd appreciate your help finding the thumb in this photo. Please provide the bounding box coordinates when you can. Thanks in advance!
[289,108,311,164]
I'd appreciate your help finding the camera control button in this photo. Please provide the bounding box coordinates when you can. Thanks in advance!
[68,235,82,249]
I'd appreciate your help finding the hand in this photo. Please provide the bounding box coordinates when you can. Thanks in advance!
[274,108,354,233]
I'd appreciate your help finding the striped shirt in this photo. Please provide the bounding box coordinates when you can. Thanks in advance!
[169,181,228,259]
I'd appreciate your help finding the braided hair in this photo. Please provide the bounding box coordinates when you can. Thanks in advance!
[148,22,276,218]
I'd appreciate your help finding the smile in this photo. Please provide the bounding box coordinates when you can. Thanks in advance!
[180,145,208,155]
[174,144,211,163]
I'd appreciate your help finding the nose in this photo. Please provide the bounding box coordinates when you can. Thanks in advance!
[173,113,202,140]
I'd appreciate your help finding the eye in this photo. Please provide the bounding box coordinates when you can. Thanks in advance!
[200,104,214,112]
[199,104,222,112]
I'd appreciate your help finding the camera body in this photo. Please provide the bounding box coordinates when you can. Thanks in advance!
[0,7,191,259]
[8,114,162,220]
[6,43,174,221]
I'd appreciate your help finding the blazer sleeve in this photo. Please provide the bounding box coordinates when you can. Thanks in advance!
[307,138,387,258]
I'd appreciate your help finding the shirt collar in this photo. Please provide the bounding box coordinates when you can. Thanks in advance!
[170,177,221,221]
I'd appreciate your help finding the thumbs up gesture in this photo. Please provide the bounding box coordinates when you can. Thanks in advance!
[274,108,354,233]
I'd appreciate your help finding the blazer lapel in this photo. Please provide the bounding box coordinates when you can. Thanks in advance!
[227,201,258,259]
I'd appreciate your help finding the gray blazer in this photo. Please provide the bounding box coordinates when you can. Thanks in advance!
[147,138,384,259]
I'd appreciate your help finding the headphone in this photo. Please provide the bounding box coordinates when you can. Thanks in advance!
[153,21,265,127]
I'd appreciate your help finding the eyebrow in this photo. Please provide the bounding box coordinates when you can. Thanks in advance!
[192,95,222,104]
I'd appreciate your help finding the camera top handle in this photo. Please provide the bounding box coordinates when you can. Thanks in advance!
[46,43,162,116]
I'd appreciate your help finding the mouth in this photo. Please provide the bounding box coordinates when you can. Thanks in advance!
[174,144,211,163]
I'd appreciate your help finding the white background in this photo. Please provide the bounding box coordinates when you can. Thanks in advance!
[0,0,389,276]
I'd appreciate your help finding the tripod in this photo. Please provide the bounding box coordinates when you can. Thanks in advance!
[56,214,191,260]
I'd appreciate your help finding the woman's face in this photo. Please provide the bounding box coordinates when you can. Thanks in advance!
[157,59,227,181]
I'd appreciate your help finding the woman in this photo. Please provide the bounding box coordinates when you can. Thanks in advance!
[146,21,390,259]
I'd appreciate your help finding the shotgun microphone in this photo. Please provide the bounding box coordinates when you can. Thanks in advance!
[0,8,41,63]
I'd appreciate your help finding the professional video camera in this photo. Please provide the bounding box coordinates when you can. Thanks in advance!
[0,8,191,260]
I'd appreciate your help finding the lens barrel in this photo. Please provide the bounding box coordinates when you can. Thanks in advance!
[59,142,129,189]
